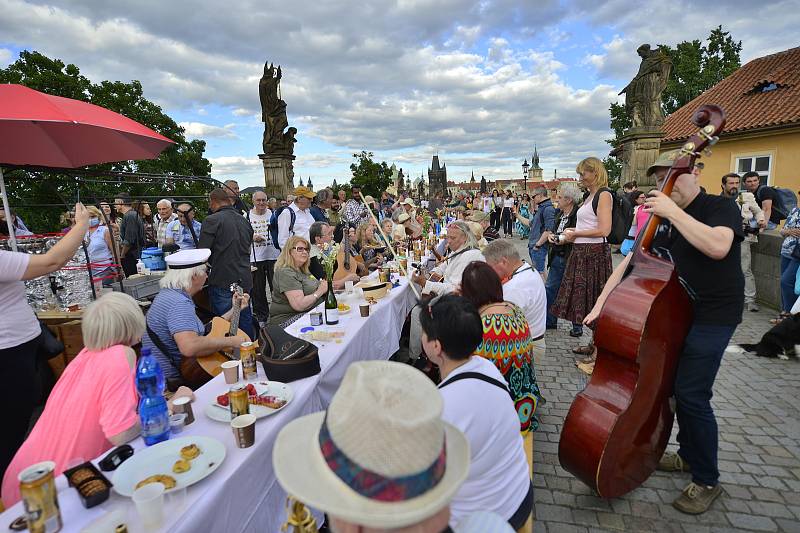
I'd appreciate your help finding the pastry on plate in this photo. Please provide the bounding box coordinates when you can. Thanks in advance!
[180,444,201,460]
[172,458,191,474]
[135,474,176,490]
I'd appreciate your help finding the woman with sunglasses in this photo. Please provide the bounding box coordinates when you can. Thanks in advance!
[268,235,351,327]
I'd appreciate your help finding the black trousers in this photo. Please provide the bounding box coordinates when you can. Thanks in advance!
[251,260,276,323]
[501,207,514,235]
[491,207,502,229]
[0,334,43,487]
[121,253,138,276]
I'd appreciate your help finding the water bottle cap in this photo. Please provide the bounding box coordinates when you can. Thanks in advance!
[140,347,151,357]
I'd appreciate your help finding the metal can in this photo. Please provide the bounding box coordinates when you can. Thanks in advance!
[19,461,62,533]
[228,384,249,418]
[240,341,258,381]
[310,311,323,326]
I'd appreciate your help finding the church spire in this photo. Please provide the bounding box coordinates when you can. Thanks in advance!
[532,144,541,169]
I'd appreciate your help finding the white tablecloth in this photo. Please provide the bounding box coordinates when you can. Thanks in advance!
[0,279,415,533]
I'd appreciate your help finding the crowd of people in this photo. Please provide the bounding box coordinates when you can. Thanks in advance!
[1,151,797,527]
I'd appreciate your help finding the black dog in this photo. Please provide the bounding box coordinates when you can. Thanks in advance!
[739,314,800,360]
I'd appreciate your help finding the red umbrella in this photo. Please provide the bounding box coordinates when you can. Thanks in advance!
[0,83,174,167]
[0,83,175,251]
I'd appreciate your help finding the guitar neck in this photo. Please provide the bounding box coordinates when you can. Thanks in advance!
[228,300,242,335]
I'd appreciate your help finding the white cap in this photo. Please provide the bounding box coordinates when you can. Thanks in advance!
[165,248,211,270]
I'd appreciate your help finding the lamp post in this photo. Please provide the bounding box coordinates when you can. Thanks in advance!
[522,159,530,192]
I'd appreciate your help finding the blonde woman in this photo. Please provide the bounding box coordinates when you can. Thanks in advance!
[354,223,385,270]
[550,157,613,361]
[269,235,348,326]
[85,206,117,286]
[2,293,144,506]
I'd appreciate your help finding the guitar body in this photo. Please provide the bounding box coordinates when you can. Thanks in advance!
[333,247,359,281]
[178,317,251,388]
[558,252,691,498]
[558,104,726,499]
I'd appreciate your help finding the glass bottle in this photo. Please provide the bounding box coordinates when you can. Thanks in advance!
[324,270,339,325]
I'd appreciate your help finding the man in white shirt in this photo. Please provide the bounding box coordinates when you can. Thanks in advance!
[154,198,177,247]
[409,221,484,361]
[483,238,547,362]
[277,186,316,250]
[250,190,280,326]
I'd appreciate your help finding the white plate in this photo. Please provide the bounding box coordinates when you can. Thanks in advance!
[204,380,294,423]
[112,436,225,497]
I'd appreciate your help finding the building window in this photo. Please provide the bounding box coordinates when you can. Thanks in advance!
[735,154,772,186]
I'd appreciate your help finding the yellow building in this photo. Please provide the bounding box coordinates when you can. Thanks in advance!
[661,46,800,194]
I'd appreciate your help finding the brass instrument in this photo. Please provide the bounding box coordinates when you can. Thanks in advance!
[282,497,318,533]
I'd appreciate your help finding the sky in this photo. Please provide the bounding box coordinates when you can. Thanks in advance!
[1,0,798,190]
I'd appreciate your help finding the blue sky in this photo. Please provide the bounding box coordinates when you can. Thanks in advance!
[1,0,797,190]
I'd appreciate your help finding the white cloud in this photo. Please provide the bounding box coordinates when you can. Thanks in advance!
[179,121,238,139]
[0,48,12,66]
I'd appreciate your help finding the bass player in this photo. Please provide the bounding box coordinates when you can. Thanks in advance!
[584,151,744,514]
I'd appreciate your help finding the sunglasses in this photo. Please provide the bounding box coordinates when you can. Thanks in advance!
[292,246,310,253]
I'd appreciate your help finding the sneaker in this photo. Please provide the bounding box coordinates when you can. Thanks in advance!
[672,482,722,514]
[569,329,583,338]
[658,451,691,472]
[746,302,760,312]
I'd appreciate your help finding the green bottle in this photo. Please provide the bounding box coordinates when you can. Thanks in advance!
[324,272,339,325]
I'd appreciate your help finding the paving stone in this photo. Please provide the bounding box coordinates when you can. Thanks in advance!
[776,518,800,533]
[595,512,625,530]
[535,503,573,523]
[726,512,778,531]
[745,500,796,519]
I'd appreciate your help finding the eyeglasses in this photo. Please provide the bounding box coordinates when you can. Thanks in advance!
[292,246,310,253]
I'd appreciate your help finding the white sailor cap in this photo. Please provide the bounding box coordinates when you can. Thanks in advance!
[165,248,211,269]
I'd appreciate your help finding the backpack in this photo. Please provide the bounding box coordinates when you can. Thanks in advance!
[268,206,295,251]
[591,188,634,245]
[756,185,798,220]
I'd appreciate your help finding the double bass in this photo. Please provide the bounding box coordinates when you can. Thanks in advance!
[558,105,726,498]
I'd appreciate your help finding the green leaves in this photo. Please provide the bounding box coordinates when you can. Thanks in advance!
[349,150,392,197]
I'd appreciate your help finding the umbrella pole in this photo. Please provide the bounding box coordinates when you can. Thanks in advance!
[0,167,19,252]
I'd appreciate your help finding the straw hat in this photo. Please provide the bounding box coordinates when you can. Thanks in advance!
[363,195,376,205]
[397,212,411,223]
[293,186,315,199]
[400,198,417,208]
[467,210,490,223]
[273,361,470,529]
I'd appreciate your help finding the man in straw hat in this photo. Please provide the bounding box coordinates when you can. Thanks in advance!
[273,360,514,532]
[278,186,317,250]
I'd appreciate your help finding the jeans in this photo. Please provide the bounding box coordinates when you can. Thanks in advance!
[675,323,736,487]
[251,260,275,324]
[780,256,800,312]
[741,240,756,305]
[208,285,255,340]
[544,254,582,333]
[528,244,548,272]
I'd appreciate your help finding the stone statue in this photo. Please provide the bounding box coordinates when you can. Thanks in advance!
[619,44,672,129]
[259,62,295,155]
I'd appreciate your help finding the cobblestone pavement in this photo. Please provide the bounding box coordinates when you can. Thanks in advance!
[506,238,800,533]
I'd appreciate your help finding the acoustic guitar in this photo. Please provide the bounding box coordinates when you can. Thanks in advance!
[179,283,251,388]
[558,104,726,498]
[333,228,361,281]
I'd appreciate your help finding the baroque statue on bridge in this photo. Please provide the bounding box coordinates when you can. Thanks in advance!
[259,62,297,156]
[619,44,672,129]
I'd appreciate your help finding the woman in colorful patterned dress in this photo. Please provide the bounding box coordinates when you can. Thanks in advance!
[516,194,531,239]
[459,261,543,436]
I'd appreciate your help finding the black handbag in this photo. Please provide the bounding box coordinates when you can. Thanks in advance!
[37,321,65,360]
[257,325,320,383]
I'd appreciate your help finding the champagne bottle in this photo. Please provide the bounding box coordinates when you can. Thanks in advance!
[324,272,339,325]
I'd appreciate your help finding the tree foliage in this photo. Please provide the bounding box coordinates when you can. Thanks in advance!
[0,50,213,231]
[349,151,392,197]
[659,26,742,115]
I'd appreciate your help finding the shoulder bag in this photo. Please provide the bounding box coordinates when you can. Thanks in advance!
[257,325,320,382]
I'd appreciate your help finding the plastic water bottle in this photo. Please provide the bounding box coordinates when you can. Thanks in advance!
[136,348,170,446]
[136,259,145,275]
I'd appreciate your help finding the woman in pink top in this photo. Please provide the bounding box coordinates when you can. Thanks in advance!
[550,157,613,363]
[2,292,144,506]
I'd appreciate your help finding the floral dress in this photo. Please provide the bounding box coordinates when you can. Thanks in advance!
[516,203,531,238]
[474,303,543,435]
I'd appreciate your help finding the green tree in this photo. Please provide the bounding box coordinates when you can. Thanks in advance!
[0,50,213,231]
[660,26,742,115]
[603,156,623,190]
[349,151,392,197]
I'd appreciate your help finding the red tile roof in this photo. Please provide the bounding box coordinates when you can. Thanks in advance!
[662,47,800,143]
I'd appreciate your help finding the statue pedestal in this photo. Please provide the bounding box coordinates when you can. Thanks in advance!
[259,153,296,199]
[619,127,664,188]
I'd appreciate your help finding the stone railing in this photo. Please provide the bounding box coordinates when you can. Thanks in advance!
[751,230,783,310]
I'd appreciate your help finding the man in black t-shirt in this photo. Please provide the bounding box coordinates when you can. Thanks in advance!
[584,157,743,515]
[743,171,780,229]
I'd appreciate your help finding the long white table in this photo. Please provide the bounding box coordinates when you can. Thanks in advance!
[0,278,415,533]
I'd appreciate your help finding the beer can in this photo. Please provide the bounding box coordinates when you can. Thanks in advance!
[19,461,62,533]
[239,341,258,381]
[228,384,249,418]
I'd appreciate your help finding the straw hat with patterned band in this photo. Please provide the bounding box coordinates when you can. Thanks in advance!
[273,361,470,529]
[646,149,681,177]
[293,186,315,199]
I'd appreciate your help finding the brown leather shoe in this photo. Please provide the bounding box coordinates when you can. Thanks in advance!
[673,482,722,514]
[658,451,691,473]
